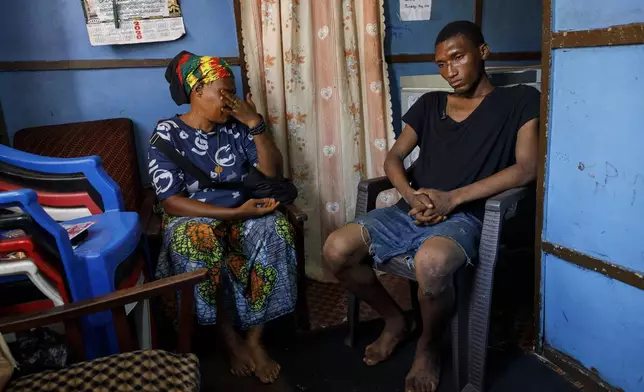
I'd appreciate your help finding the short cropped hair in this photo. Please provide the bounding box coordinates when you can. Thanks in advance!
[435,20,485,47]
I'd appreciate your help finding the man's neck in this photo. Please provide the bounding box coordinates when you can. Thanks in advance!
[458,72,495,99]
[181,111,215,133]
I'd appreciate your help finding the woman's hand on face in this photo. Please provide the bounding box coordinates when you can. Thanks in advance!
[235,198,280,219]
[220,90,263,128]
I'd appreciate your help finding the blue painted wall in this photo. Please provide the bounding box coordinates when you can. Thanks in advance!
[0,0,243,179]
[385,0,542,135]
[545,45,644,272]
[0,67,243,171]
[0,0,544,161]
[553,0,644,32]
[0,1,239,61]
[543,2,644,390]
[543,254,644,392]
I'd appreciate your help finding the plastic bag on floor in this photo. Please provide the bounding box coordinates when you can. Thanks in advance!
[8,327,67,377]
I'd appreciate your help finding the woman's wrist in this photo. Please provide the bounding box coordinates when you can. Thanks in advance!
[231,206,247,220]
[245,114,263,129]
[248,117,267,136]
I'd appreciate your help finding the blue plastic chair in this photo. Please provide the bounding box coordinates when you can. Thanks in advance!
[0,145,149,359]
[0,144,123,213]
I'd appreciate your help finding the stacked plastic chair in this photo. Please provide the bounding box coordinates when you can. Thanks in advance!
[0,144,151,360]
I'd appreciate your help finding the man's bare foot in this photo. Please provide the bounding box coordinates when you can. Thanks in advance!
[222,331,256,377]
[404,342,441,392]
[363,315,415,366]
[247,342,281,383]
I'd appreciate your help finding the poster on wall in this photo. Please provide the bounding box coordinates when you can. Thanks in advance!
[400,0,432,21]
[81,0,185,46]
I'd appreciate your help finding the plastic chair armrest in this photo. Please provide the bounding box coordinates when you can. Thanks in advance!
[356,176,394,217]
[484,187,528,220]
[0,190,73,260]
[0,145,123,212]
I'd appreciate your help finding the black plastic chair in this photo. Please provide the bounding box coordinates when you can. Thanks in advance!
[344,172,532,392]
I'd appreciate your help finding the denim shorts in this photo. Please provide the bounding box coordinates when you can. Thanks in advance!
[353,206,482,268]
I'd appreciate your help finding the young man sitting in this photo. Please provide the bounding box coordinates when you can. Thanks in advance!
[323,20,540,392]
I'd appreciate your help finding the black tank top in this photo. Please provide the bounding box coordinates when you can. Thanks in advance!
[396,85,540,219]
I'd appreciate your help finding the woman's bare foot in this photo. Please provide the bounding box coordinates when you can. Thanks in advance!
[247,342,281,383]
[404,341,441,392]
[363,315,415,366]
[220,327,255,376]
[228,341,256,377]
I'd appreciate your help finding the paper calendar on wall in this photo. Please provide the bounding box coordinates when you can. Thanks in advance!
[81,0,185,46]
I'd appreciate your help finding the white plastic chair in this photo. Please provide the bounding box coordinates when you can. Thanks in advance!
[0,258,64,306]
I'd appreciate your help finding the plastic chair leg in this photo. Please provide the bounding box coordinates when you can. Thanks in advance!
[452,267,474,392]
[344,293,360,347]
[408,280,420,328]
[132,298,152,350]
[79,320,119,360]
[451,312,462,392]
[461,384,480,392]
[409,280,420,310]
[27,271,64,307]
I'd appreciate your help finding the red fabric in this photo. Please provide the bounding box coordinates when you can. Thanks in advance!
[13,119,143,213]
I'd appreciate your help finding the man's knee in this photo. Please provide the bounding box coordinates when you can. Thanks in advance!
[323,224,365,274]
[322,231,351,274]
[414,239,464,297]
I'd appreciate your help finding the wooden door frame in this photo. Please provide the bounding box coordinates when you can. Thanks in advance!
[534,0,644,356]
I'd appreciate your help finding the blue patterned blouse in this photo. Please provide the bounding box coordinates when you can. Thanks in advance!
[147,116,259,208]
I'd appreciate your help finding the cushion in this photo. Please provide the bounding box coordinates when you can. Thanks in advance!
[6,350,200,392]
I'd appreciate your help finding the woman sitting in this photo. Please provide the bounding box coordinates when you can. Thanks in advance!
[148,51,296,384]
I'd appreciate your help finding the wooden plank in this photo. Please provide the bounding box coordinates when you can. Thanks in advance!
[386,53,435,63]
[385,51,541,64]
[487,52,542,61]
[533,0,553,355]
[474,0,484,27]
[233,0,250,96]
[63,320,86,361]
[541,346,616,392]
[0,57,241,72]
[552,23,644,49]
[112,306,134,352]
[542,242,644,291]
[0,269,207,334]
[177,284,195,353]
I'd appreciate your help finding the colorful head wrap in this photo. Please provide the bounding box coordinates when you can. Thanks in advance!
[165,51,234,105]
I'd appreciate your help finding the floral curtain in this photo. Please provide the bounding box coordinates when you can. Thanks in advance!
[241,0,395,281]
